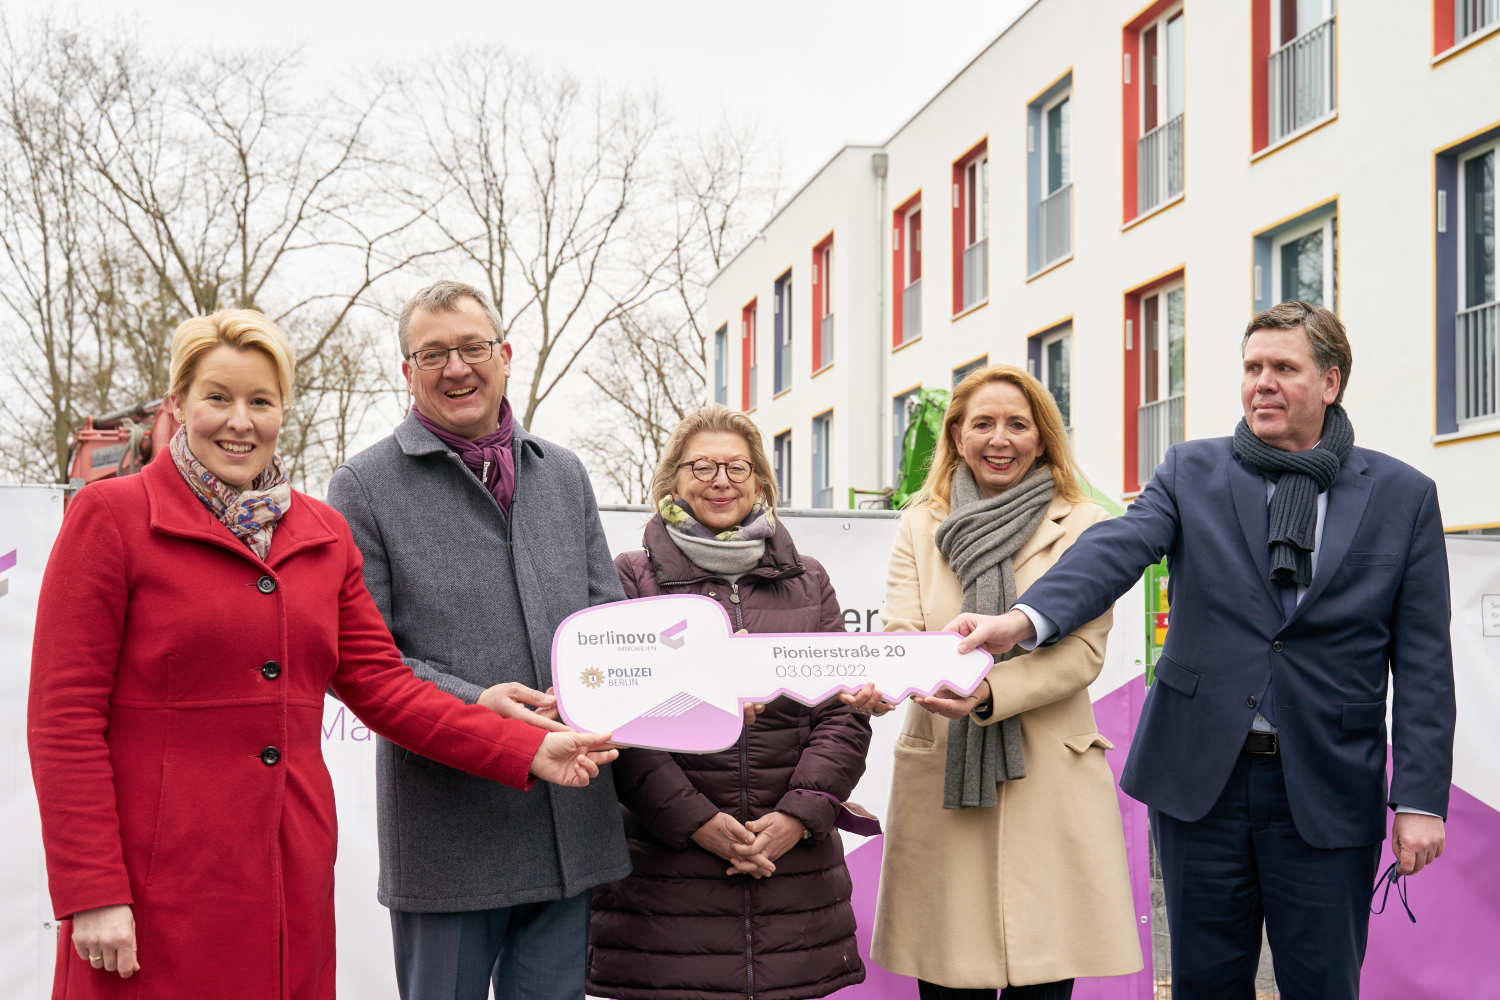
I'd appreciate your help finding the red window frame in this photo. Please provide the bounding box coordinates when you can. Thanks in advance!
[1121,267,1185,493]
[891,191,922,347]
[951,139,988,315]
[811,232,834,372]
[740,298,757,411]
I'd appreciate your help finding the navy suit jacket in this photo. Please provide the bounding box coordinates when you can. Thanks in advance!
[1021,437,1456,849]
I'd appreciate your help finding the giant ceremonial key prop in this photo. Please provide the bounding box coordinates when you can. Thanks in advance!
[554,594,995,752]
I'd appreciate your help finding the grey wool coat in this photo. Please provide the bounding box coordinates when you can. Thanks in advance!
[326,410,631,912]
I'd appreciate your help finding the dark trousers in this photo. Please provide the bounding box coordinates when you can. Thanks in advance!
[918,978,1073,999]
[389,892,591,1000]
[1152,751,1382,1000]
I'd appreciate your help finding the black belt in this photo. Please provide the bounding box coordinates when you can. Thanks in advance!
[1243,730,1278,755]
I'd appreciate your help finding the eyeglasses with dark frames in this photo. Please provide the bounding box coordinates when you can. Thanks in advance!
[678,459,754,484]
[406,340,502,371]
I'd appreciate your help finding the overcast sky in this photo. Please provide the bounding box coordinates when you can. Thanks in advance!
[52,0,1033,194]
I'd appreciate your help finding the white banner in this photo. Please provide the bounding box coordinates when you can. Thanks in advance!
[0,486,66,1000]
[12,495,1498,999]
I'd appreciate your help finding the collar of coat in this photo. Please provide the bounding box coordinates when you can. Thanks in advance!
[394,407,545,461]
[142,450,338,568]
[642,512,807,585]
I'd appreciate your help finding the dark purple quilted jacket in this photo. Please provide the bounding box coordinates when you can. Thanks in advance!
[587,515,871,1000]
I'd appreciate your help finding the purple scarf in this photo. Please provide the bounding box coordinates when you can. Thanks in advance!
[413,398,516,515]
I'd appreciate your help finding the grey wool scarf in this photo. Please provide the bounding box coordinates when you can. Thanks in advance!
[932,464,1056,809]
[1231,403,1354,588]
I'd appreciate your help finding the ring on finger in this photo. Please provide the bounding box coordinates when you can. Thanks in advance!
[88,954,104,964]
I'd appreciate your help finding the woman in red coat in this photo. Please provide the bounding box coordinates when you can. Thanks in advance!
[27,309,616,1000]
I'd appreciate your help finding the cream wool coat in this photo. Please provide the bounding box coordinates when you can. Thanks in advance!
[871,495,1143,989]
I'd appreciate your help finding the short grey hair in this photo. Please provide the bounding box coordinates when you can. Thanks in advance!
[397,280,504,355]
[1241,300,1352,405]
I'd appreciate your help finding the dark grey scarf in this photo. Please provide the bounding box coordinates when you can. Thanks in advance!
[932,464,1055,809]
[1231,403,1354,588]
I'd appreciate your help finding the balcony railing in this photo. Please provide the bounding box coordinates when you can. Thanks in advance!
[1137,113,1184,215]
[1040,182,1072,267]
[819,314,835,369]
[1457,300,1499,423]
[747,364,758,408]
[902,280,922,341]
[1268,17,1336,143]
[962,239,988,310]
[1138,393,1185,486]
[1458,0,1499,41]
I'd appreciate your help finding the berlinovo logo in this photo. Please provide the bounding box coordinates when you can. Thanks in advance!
[660,619,687,650]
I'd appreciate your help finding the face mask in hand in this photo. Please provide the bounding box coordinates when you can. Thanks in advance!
[1370,861,1416,923]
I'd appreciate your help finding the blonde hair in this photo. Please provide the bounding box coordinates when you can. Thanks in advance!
[169,309,295,403]
[910,363,1084,514]
[650,405,778,511]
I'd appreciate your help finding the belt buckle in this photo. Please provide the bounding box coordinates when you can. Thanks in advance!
[1245,731,1278,755]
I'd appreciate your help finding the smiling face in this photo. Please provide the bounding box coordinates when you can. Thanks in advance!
[1241,326,1339,452]
[952,379,1045,498]
[673,431,759,531]
[402,296,512,440]
[171,345,283,490]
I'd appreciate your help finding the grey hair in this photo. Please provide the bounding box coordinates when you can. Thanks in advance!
[397,280,504,355]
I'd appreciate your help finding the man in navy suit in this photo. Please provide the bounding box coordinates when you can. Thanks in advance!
[950,302,1455,999]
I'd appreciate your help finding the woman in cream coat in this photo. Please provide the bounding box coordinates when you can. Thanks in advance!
[847,364,1141,999]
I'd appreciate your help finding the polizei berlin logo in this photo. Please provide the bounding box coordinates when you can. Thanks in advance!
[660,618,688,649]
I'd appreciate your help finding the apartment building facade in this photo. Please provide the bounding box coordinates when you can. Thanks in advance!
[704,0,1500,532]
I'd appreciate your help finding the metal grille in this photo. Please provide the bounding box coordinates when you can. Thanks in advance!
[1268,18,1336,143]
[1458,301,1499,422]
[1040,183,1072,267]
[1137,394,1185,486]
[1458,0,1500,40]
[819,314,834,369]
[962,239,988,310]
[1137,114,1184,215]
[902,280,922,340]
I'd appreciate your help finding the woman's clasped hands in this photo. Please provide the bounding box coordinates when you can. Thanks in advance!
[691,811,806,879]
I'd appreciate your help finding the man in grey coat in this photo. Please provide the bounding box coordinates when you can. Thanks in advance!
[327,280,630,1000]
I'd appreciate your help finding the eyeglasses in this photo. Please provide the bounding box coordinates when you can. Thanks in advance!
[406,340,501,371]
[678,460,754,484]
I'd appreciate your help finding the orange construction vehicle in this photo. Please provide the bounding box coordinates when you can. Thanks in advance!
[66,397,179,493]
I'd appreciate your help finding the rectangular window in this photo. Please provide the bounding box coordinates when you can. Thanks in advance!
[892,387,920,490]
[1027,322,1073,428]
[1027,72,1073,273]
[774,430,792,505]
[1253,0,1337,151]
[951,142,989,313]
[1251,197,1337,314]
[1041,328,1073,428]
[1122,270,1187,492]
[1454,140,1499,424]
[812,237,834,372]
[952,355,989,387]
[1126,5,1186,221]
[1272,214,1337,308]
[741,299,758,411]
[773,271,792,395]
[713,325,728,404]
[1438,0,1500,51]
[811,411,833,508]
[892,194,923,345]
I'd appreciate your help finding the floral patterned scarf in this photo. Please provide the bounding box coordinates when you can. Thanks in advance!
[656,494,776,541]
[169,427,292,561]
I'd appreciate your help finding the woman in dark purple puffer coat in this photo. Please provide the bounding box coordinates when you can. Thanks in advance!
[587,405,872,1000]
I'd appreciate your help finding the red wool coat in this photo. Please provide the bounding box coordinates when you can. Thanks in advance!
[28,455,549,1000]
